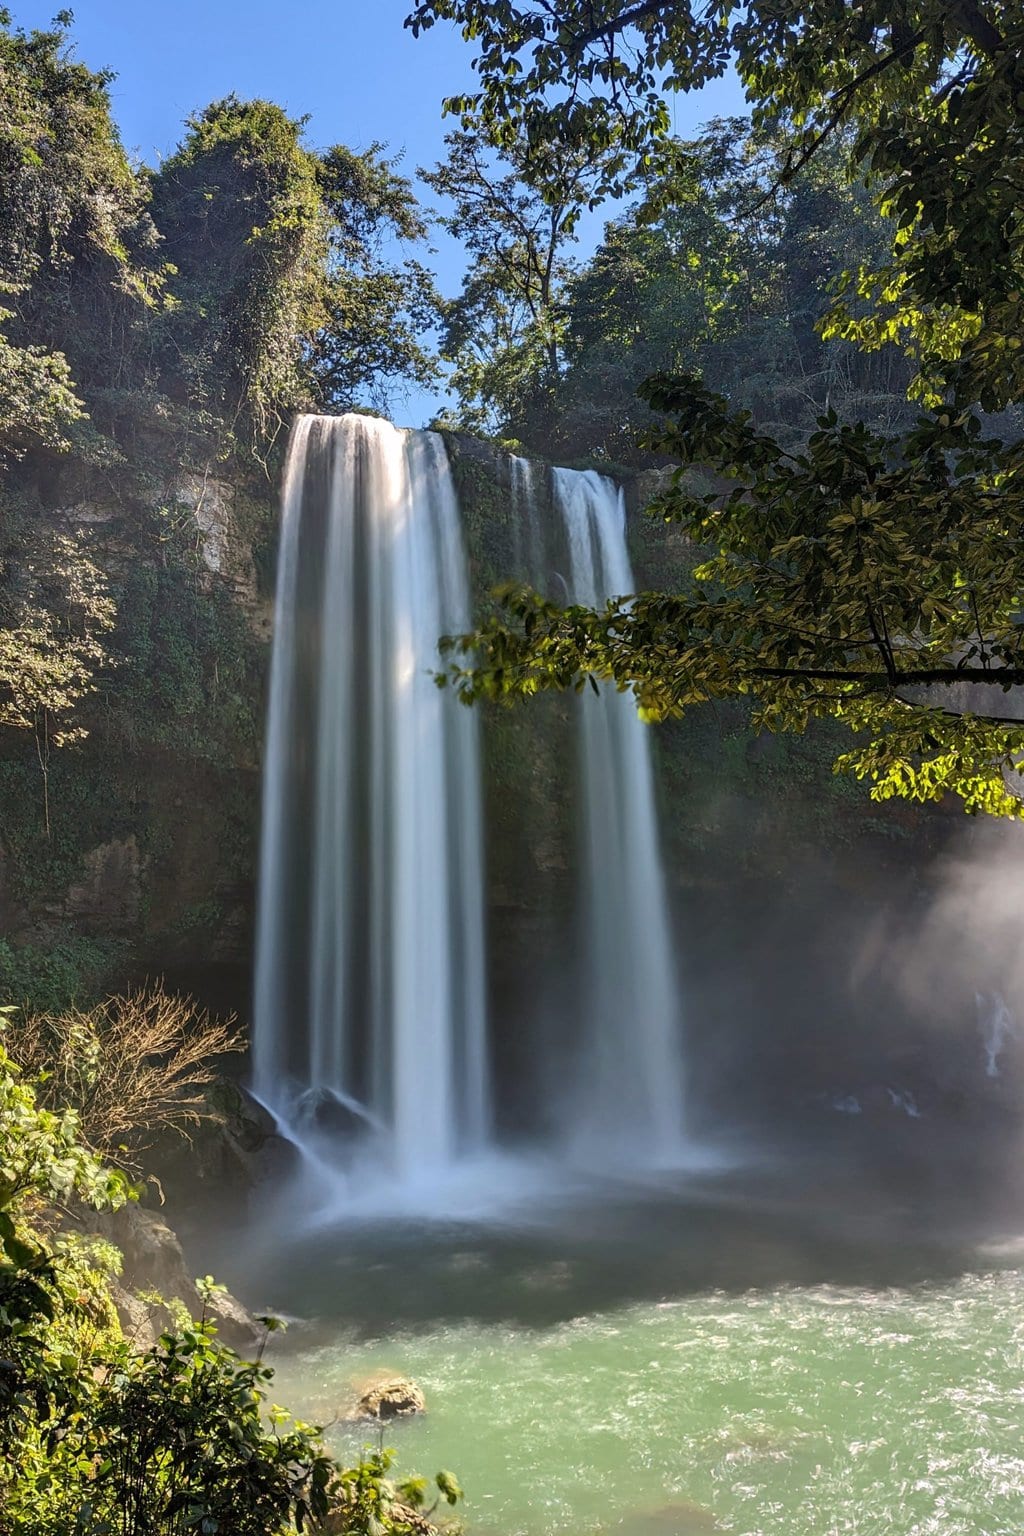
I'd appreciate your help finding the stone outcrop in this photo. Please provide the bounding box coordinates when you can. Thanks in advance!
[99,1204,261,1353]
[63,837,143,934]
[352,1375,426,1420]
[319,1498,437,1536]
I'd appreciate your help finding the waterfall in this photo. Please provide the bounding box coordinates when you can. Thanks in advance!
[553,469,687,1162]
[252,414,487,1180]
[977,991,1018,1079]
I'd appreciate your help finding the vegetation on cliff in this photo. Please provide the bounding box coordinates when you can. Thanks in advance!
[0,9,438,776]
[0,11,447,990]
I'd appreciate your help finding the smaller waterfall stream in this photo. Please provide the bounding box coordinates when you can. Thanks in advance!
[553,469,687,1162]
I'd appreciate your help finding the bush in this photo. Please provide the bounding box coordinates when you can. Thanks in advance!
[0,1031,461,1536]
[5,984,241,1172]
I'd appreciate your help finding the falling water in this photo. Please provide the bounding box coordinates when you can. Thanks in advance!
[252,414,487,1180]
[553,468,687,1163]
[977,991,1018,1079]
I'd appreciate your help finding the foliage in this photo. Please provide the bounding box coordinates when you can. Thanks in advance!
[105,519,264,764]
[0,528,114,739]
[422,116,920,461]
[6,985,241,1174]
[544,122,918,463]
[0,1031,133,1464]
[329,1448,462,1534]
[0,6,159,412]
[406,0,1023,266]
[444,373,1024,815]
[0,1028,459,1536]
[64,1312,334,1536]
[0,934,127,1015]
[305,142,439,415]
[0,506,116,834]
[151,97,438,450]
[0,12,439,796]
[414,0,1024,818]
[0,300,84,460]
[421,128,604,434]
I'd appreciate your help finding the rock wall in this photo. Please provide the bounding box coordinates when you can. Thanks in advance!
[0,440,275,1011]
[3,423,1008,1141]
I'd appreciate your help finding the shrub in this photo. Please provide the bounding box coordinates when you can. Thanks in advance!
[0,1033,459,1536]
[0,933,126,1013]
[5,984,241,1172]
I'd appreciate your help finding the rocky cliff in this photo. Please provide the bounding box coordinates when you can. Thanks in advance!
[3,424,1000,1136]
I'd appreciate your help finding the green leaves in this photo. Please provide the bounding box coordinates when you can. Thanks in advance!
[435,1469,464,1505]
[405,0,1024,818]
[444,370,1024,816]
[0,1032,461,1534]
[150,97,439,444]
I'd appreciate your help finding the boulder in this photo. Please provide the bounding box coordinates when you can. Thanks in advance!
[184,1082,301,1192]
[296,1086,374,1143]
[617,1500,720,1534]
[110,1284,159,1351]
[97,1205,262,1353]
[319,1499,436,1535]
[353,1375,426,1420]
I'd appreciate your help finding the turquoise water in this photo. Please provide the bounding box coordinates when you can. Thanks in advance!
[246,1172,1024,1536]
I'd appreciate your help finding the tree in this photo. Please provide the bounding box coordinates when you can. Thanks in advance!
[0,523,115,836]
[305,142,439,414]
[421,127,605,434]
[0,302,85,461]
[0,1026,461,1535]
[413,0,1024,817]
[0,15,444,810]
[538,121,918,462]
[152,99,438,451]
[0,9,160,455]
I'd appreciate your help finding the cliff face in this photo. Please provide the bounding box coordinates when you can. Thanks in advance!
[0,441,276,1010]
[3,425,994,1132]
[443,437,999,1134]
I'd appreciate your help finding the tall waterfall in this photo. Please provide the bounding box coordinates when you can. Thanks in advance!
[553,469,687,1163]
[253,414,487,1179]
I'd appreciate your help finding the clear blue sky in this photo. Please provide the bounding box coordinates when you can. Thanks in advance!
[10,1,746,424]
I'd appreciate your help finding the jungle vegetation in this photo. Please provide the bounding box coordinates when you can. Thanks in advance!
[0,992,463,1535]
[0,8,436,786]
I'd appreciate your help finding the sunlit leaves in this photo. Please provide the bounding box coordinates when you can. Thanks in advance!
[443,374,1024,816]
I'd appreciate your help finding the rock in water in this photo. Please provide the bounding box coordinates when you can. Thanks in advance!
[354,1376,426,1419]
[295,1086,373,1143]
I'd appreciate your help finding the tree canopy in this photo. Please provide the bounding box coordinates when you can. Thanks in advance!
[412,0,1024,817]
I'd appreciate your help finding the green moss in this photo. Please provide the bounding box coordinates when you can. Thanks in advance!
[99,509,265,767]
[445,439,518,595]
[0,750,133,906]
[0,932,129,1013]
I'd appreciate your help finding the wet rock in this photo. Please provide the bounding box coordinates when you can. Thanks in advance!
[616,1499,720,1535]
[319,1498,436,1535]
[110,1284,159,1351]
[96,1205,261,1353]
[353,1375,426,1420]
[64,836,142,934]
[296,1086,373,1142]
[182,1082,300,1192]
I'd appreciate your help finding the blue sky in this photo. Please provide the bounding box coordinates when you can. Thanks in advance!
[10,1,746,424]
